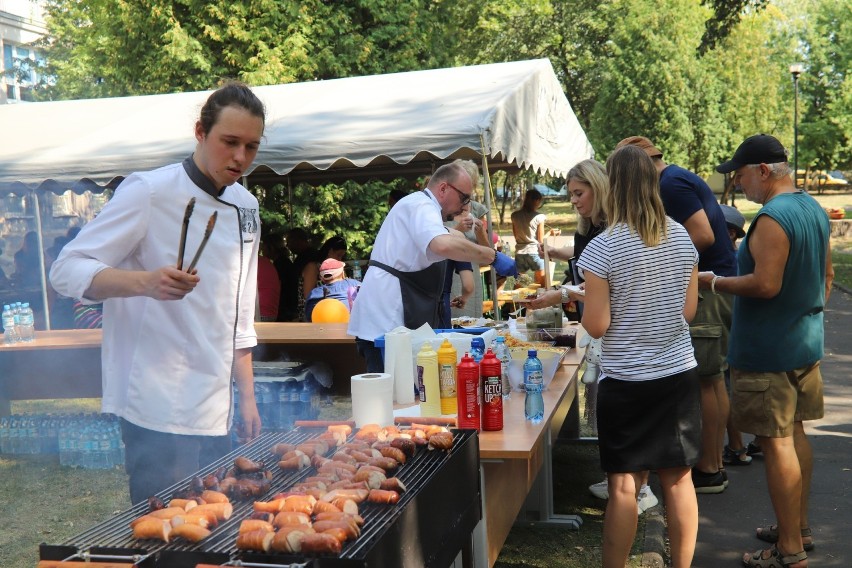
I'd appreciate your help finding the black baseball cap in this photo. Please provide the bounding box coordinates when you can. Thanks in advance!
[716,134,789,174]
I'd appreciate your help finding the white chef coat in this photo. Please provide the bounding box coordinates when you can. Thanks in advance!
[50,161,259,436]
[347,190,449,342]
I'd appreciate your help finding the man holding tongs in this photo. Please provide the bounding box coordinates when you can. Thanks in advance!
[51,82,265,504]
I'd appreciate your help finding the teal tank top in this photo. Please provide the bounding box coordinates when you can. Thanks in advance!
[728,192,829,371]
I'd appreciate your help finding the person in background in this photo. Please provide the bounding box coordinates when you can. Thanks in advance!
[388,189,408,208]
[441,259,474,329]
[279,228,318,321]
[12,231,41,289]
[717,204,755,466]
[618,135,736,495]
[0,239,9,289]
[299,235,346,321]
[511,188,547,287]
[702,134,832,568]
[305,258,362,321]
[348,161,515,372]
[445,159,491,320]
[580,145,700,568]
[256,237,281,322]
[45,235,75,329]
[50,81,264,504]
[528,158,659,515]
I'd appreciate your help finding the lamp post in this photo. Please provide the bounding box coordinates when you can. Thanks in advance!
[789,63,803,186]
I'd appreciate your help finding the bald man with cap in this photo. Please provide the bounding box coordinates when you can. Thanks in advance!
[699,134,832,568]
[617,136,736,495]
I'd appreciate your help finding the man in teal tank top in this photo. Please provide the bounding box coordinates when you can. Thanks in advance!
[699,134,834,568]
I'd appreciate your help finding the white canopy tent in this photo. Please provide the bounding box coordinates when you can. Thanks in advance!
[0,58,594,327]
[1,58,592,191]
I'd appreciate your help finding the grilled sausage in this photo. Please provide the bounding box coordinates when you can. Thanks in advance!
[367,489,400,505]
[299,532,343,554]
[132,518,171,542]
[236,529,273,552]
[171,523,211,542]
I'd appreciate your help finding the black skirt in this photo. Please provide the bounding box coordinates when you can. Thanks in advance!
[597,368,701,473]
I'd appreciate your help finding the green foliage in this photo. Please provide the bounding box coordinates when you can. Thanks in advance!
[587,0,711,165]
[699,0,768,54]
[253,179,412,259]
[34,0,459,99]
[797,0,852,173]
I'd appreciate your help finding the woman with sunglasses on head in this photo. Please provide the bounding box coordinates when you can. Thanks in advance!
[579,145,700,568]
[50,81,265,505]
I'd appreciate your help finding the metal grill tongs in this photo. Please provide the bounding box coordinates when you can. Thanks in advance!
[176,197,218,272]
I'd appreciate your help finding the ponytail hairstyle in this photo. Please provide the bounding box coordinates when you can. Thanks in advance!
[604,145,668,247]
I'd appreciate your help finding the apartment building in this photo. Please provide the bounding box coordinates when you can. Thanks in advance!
[1,0,45,103]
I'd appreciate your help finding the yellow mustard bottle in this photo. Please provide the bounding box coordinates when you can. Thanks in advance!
[416,342,441,417]
[437,339,458,414]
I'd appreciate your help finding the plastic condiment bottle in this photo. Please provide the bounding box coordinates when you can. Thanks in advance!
[416,342,441,417]
[456,352,481,431]
[480,348,503,431]
[437,339,458,414]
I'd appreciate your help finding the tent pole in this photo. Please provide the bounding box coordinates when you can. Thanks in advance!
[479,137,501,322]
[32,191,52,330]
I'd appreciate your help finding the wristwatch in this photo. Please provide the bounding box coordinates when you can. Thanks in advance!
[560,287,570,302]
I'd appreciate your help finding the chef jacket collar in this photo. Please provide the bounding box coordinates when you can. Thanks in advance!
[183,155,226,198]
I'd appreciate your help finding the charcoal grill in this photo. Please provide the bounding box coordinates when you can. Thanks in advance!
[40,428,481,568]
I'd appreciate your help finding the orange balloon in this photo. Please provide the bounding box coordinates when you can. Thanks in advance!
[311,298,350,323]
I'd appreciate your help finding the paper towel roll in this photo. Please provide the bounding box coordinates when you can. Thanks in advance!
[351,373,395,428]
[384,329,416,404]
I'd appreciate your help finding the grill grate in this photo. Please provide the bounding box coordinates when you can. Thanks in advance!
[41,428,481,568]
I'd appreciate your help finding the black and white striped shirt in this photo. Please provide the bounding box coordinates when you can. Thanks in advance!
[578,218,698,381]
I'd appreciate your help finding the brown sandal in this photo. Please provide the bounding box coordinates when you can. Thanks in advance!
[756,525,814,551]
[742,546,807,568]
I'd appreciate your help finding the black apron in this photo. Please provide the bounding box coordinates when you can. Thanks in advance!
[369,259,447,330]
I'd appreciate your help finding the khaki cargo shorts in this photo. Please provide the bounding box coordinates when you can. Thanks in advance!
[689,291,733,380]
[730,363,824,437]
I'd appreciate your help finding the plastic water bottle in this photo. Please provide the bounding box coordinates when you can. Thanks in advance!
[493,336,512,399]
[3,304,17,344]
[0,416,9,453]
[288,378,302,425]
[298,378,313,421]
[470,337,485,364]
[254,381,272,430]
[523,350,544,424]
[18,303,35,342]
[352,260,362,281]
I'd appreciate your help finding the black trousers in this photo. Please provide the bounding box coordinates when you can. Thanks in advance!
[120,418,230,505]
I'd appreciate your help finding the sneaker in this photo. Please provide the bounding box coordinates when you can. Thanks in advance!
[588,479,609,500]
[637,485,659,514]
[692,468,726,494]
[720,468,729,489]
[723,445,753,465]
[746,440,763,456]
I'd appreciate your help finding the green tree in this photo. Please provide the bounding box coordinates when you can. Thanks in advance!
[797,0,852,181]
[35,0,459,99]
[586,0,713,167]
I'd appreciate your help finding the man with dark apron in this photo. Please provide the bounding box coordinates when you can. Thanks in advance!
[348,161,514,372]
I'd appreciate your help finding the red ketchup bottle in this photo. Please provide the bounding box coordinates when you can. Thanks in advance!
[480,348,503,431]
[456,352,481,431]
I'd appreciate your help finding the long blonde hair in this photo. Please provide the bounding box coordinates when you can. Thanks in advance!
[605,145,668,247]
[567,159,608,235]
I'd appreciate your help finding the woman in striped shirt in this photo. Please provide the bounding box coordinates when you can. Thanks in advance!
[579,145,700,568]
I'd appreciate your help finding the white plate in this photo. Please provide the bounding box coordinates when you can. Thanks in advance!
[561,284,585,297]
